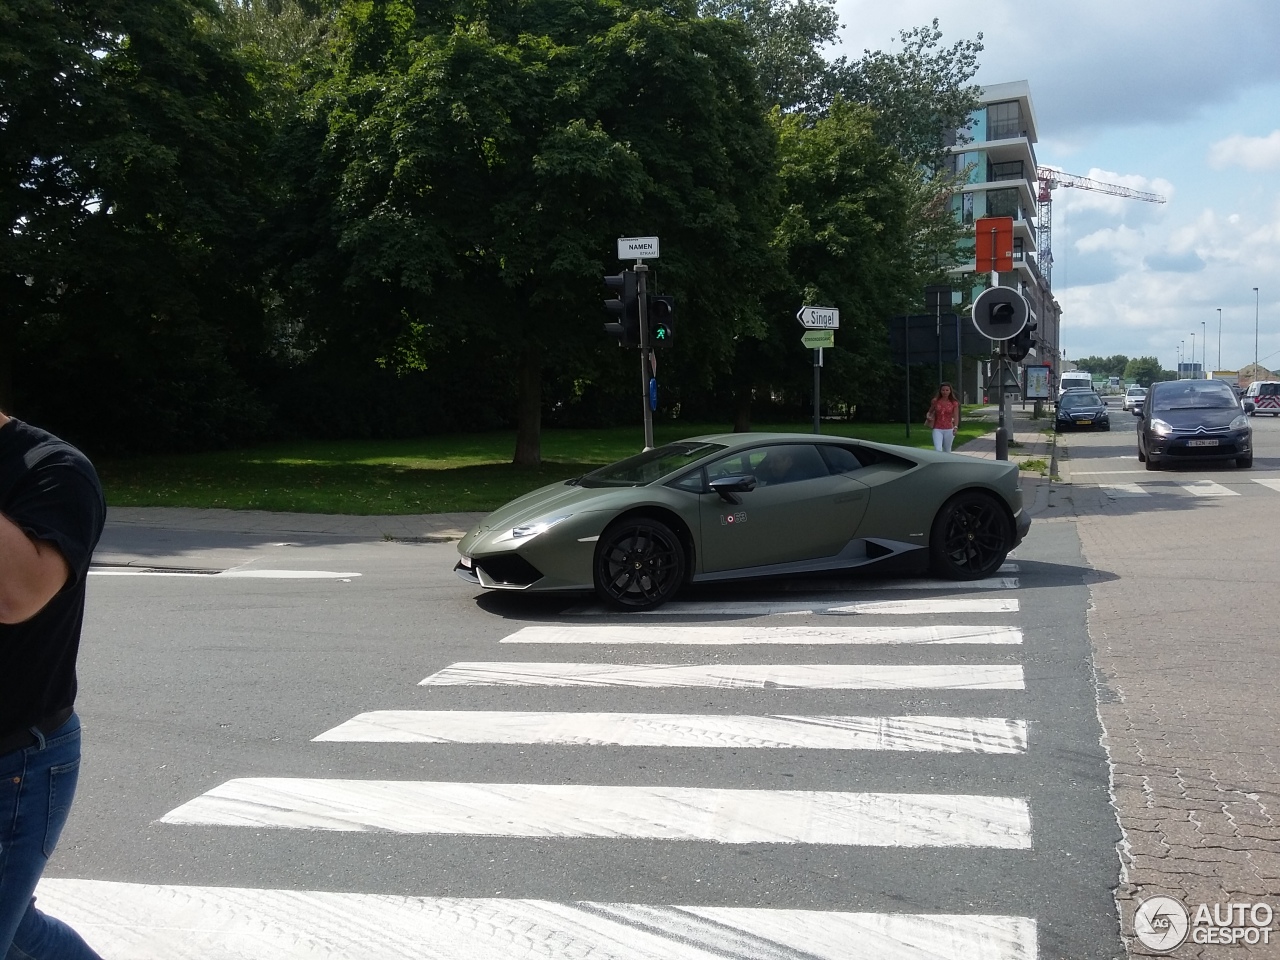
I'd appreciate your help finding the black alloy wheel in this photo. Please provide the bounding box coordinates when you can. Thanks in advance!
[929,492,1012,580]
[593,518,686,610]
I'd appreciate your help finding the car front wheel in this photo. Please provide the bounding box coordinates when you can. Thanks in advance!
[593,517,686,610]
[1237,455,1253,468]
[929,492,1012,580]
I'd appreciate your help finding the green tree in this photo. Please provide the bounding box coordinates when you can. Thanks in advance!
[277,0,778,464]
[1123,356,1163,387]
[1,0,268,450]
[837,20,984,168]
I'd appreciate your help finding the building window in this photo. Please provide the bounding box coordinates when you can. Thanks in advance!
[1013,237,1025,261]
[962,193,974,225]
[987,101,1023,140]
[986,188,1020,219]
[989,160,1024,182]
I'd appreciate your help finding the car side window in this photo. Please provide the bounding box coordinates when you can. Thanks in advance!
[669,468,706,493]
[818,444,864,474]
[747,444,829,486]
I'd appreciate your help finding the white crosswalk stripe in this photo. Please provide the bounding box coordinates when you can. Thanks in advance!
[500,624,1022,645]
[314,711,1029,753]
[1177,479,1238,497]
[417,661,1025,689]
[1254,479,1280,493]
[160,779,1033,847]
[1100,482,1150,498]
[33,879,1038,960]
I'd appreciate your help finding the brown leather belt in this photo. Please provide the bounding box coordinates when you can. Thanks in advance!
[0,707,75,756]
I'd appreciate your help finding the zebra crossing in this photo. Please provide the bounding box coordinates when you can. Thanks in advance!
[1083,476,1280,499]
[39,576,1045,960]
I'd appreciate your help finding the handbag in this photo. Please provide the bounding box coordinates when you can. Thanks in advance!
[924,404,936,428]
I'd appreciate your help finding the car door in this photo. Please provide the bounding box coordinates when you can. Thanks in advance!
[696,443,869,574]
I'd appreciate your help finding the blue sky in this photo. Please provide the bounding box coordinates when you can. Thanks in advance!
[834,0,1280,375]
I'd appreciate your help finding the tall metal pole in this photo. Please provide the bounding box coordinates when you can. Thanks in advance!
[1190,332,1195,379]
[813,349,822,434]
[904,314,911,439]
[1201,321,1206,377]
[635,262,654,450]
[1255,287,1260,381]
[1217,307,1222,372]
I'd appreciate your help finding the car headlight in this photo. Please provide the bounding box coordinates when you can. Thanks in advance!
[498,514,572,543]
[1230,414,1250,431]
[1150,418,1174,436]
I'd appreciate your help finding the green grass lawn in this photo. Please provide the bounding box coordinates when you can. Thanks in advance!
[97,417,996,515]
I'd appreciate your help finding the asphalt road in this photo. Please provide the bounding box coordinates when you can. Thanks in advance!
[32,439,1169,959]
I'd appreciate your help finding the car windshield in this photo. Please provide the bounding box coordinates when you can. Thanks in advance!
[578,442,726,487]
[1060,393,1102,409]
[1152,383,1239,411]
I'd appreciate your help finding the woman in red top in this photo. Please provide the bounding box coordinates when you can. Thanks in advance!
[926,382,961,452]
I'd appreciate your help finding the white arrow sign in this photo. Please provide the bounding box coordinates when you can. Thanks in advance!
[797,306,840,329]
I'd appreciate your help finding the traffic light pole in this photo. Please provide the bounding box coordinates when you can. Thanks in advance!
[635,262,655,450]
[813,349,821,434]
[995,345,1010,462]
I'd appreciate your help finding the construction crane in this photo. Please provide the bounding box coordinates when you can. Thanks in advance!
[1035,167,1166,288]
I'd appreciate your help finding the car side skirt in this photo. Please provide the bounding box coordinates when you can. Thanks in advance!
[690,538,926,584]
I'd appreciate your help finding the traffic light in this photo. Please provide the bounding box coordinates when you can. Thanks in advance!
[647,294,674,348]
[603,270,639,346]
[1007,321,1038,362]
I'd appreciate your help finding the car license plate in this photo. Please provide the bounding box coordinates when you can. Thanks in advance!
[1075,419,1091,425]
[1187,439,1219,447]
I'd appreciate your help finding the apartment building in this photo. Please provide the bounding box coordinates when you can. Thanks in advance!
[946,81,1062,401]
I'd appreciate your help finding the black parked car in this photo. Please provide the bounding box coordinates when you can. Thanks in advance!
[1055,391,1110,432]
[1136,379,1254,469]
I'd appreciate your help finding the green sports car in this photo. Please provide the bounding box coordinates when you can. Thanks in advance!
[455,432,1030,610]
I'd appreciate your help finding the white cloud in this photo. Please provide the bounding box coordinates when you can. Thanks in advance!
[1209,131,1280,170]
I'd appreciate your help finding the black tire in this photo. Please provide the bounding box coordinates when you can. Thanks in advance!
[929,492,1013,581]
[1100,423,1111,431]
[593,517,686,610]
[1145,454,1161,471]
[1237,455,1253,468]
[1137,443,1146,462]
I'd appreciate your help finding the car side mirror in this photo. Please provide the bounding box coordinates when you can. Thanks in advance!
[1132,406,1142,416]
[1244,400,1256,413]
[709,475,757,504]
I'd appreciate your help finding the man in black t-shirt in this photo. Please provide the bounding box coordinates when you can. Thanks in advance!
[0,411,106,959]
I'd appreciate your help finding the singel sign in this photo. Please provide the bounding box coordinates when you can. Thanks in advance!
[618,236,660,260]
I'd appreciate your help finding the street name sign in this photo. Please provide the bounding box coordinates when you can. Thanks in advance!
[618,236,660,260]
[801,329,835,349]
[797,306,840,329]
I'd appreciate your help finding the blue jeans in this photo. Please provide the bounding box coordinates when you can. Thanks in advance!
[0,714,102,960]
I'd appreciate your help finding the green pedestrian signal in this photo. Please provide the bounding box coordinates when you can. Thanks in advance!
[647,294,674,348]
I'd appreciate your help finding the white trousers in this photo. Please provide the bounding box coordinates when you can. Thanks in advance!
[932,428,955,452]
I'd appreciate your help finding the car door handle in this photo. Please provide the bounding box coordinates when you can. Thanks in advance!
[834,491,866,503]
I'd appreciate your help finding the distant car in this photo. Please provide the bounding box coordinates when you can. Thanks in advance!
[1136,379,1253,469]
[455,433,1031,610]
[1055,391,1110,432]
[1243,380,1280,416]
[1121,386,1147,411]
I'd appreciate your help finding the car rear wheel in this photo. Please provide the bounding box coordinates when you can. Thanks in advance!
[929,492,1012,581]
[593,518,686,610]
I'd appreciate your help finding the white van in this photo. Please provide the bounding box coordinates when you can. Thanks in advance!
[1057,371,1094,402]
[1243,380,1280,415]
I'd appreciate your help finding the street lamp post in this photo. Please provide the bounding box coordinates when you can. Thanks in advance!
[1217,307,1223,372]
[1191,332,1195,378]
[1201,321,1206,377]
[1181,340,1185,378]
[1255,287,1261,382]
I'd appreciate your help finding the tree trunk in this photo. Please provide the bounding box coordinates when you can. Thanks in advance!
[732,385,752,432]
[513,343,543,465]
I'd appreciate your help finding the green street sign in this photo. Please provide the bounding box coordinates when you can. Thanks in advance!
[801,329,835,349]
